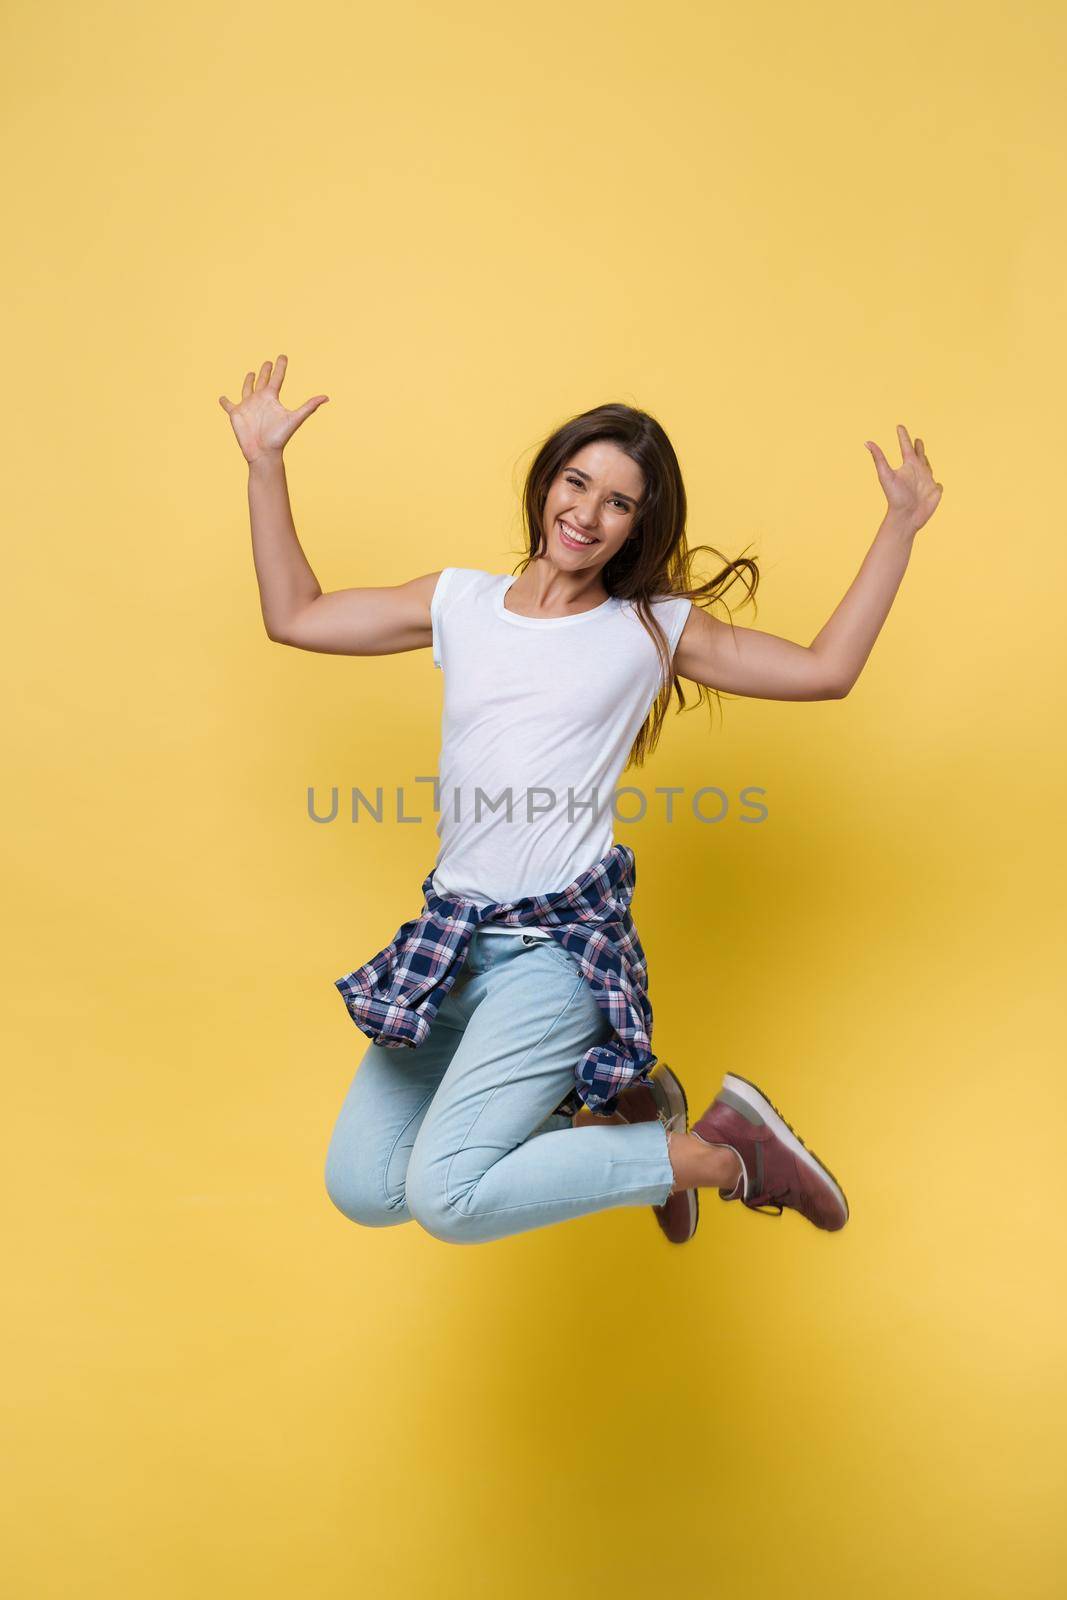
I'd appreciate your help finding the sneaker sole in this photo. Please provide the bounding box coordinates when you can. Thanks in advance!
[721,1072,849,1225]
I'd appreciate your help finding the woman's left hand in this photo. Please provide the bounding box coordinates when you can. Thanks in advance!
[865,424,944,534]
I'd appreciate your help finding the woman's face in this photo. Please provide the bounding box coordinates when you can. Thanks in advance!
[542,441,645,573]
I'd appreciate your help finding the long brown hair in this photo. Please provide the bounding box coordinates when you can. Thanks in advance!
[514,402,760,768]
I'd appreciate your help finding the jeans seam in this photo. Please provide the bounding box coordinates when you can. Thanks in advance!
[443,1181,671,1220]
[442,972,590,1209]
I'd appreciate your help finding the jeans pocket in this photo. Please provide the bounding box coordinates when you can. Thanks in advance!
[536,936,580,975]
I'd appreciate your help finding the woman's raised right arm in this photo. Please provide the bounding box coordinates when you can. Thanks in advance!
[220,355,440,656]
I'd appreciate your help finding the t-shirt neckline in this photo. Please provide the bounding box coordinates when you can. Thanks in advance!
[493,573,617,629]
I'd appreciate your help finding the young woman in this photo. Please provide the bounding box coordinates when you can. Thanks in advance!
[220,356,943,1248]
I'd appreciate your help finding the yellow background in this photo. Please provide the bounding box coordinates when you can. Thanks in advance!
[4,0,1065,1594]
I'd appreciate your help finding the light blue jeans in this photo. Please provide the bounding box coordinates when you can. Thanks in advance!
[324,927,676,1244]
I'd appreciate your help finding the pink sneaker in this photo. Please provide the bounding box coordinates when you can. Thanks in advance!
[692,1073,849,1232]
[612,1062,697,1245]
[574,1062,698,1244]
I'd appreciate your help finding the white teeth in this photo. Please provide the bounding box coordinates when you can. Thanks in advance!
[560,520,594,544]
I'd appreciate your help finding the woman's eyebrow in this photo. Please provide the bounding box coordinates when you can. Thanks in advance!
[564,467,639,504]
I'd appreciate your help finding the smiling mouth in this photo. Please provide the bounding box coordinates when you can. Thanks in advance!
[557,517,598,547]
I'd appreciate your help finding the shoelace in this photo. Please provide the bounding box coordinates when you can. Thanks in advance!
[744,1188,790,1218]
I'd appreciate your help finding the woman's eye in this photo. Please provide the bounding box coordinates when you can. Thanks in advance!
[564,475,628,512]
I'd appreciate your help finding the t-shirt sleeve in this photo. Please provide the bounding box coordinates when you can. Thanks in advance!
[661,594,694,656]
[430,568,455,670]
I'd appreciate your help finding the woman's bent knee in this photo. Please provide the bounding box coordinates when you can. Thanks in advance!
[323,1151,407,1228]
[404,1154,481,1244]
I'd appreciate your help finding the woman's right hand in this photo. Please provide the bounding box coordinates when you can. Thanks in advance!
[218,354,329,464]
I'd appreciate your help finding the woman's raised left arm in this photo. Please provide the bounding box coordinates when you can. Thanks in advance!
[672,424,944,702]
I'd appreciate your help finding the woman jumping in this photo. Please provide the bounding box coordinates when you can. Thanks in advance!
[220,356,943,1247]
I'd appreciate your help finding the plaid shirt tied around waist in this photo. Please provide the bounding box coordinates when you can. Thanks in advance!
[333,842,656,1116]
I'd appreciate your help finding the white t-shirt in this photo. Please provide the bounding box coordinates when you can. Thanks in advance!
[428,567,692,911]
